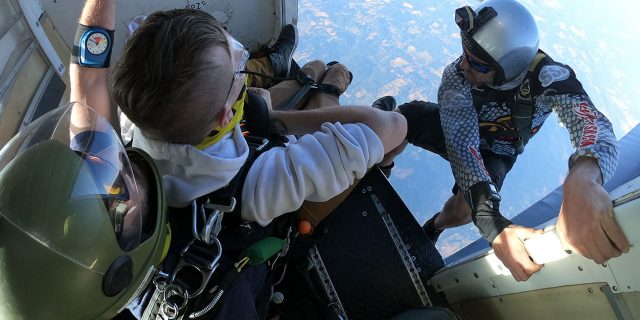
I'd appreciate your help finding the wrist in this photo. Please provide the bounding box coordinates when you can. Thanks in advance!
[567,156,603,185]
[465,181,511,244]
[568,151,603,184]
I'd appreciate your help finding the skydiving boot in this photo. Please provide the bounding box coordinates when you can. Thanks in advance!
[423,212,444,244]
[371,96,396,111]
[269,24,298,79]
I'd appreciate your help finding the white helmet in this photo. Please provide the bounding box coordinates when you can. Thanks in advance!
[456,0,539,84]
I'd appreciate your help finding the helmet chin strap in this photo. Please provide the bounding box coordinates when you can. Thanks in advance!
[488,67,528,91]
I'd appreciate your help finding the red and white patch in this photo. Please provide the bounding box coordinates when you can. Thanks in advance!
[468,145,490,177]
[572,101,598,148]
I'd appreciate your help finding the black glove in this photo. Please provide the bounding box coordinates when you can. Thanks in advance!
[464,181,512,245]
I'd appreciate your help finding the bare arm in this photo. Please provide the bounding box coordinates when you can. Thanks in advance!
[269,105,407,154]
[70,0,116,122]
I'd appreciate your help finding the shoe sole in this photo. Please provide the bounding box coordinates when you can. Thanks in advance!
[283,25,298,77]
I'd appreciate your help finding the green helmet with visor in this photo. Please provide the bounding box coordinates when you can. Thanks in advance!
[0,102,167,319]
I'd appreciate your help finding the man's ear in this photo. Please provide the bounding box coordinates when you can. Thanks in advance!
[216,107,232,128]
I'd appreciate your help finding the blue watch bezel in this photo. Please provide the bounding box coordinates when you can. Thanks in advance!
[78,27,112,68]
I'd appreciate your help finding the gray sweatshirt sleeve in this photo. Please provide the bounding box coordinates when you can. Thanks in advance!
[535,64,618,182]
[438,61,493,193]
[241,122,384,226]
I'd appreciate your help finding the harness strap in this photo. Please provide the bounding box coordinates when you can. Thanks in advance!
[143,92,285,320]
[276,70,345,111]
[472,52,546,154]
[510,52,546,154]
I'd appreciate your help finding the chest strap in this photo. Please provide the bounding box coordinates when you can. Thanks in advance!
[473,52,546,154]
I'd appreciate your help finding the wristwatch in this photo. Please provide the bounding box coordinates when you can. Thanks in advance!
[77,26,113,68]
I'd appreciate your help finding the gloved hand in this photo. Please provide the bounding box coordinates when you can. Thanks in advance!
[465,181,544,281]
[464,181,511,244]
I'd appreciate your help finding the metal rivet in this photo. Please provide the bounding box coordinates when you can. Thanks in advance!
[612,286,618,292]
[578,266,584,271]
[362,211,367,216]
[361,188,367,194]
[426,280,432,285]
[474,273,479,278]
[366,186,372,192]
[588,288,594,293]
[602,262,608,267]
[416,267,421,273]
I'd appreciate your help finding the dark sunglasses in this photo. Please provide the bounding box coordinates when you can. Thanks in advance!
[464,51,493,73]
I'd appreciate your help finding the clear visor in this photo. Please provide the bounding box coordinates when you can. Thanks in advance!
[221,31,249,111]
[0,103,144,271]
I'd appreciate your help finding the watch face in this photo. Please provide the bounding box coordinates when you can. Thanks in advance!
[86,32,109,55]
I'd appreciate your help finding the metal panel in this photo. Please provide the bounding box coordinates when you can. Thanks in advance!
[0,38,36,101]
[42,0,298,64]
[450,284,618,320]
[17,0,65,76]
[0,0,26,80]
[0,42,48,147]
[20,66,65,129]
[0,3,21,39]
[606,185,640,294]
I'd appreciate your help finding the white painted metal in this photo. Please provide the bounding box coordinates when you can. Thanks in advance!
[17,0,65,76]
[0,0,26,89]
[41,0,298,64]
[432,176,640,304]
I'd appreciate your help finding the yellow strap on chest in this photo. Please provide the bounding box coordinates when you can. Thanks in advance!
[194,89,247,150]
[528,52,546,72]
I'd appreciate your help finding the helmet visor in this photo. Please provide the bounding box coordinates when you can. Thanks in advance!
[0,102,144,272]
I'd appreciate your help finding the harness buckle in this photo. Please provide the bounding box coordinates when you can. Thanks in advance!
[169,237,223,298]
[191,198,237,244]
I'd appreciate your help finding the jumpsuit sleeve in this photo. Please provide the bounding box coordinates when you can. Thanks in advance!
[240,122,384,226]
[534,63,618,183]
[438,60,493,193]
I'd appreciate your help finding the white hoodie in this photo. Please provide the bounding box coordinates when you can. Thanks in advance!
[130,121,383,226]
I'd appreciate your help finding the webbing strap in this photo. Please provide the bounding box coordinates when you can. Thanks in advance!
[276,71,344,111]
[472,52,546,154]
[510,52,546,154]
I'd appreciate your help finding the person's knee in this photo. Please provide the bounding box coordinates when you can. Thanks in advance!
[454,193,472,221]
[299,60,327,83]
[442,193,472,223]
